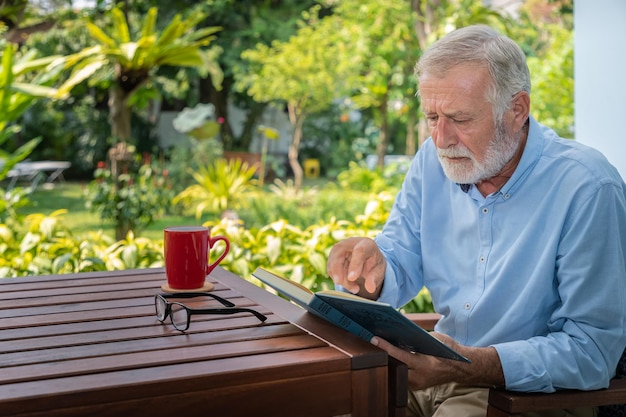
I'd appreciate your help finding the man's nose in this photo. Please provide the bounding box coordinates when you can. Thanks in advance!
[432,118,457,149]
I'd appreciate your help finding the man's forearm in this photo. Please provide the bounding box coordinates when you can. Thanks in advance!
[450,345,505,387]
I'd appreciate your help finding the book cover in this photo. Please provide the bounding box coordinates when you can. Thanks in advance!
[252,267,469,363]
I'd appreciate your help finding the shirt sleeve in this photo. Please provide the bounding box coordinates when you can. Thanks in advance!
[374,151,427,309]
[495,180,626,392]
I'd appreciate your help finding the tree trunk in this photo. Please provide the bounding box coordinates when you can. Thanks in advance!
[201,76,267,152]
[410,0,445,151]
[108,85,132,142]
[287,102,305,190]
[406,110,417,156]
[411,0,442,48]
[375,96,389,171]
[238,102,266,151]
[107,142,134,241]
[418,118,429,148]
[114,217,132,241]
[201,76,235,149]
[107,82,133,241]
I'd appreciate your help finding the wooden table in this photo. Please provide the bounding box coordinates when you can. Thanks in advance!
[0,267,395,417]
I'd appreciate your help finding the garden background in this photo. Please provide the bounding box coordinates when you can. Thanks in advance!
[0,0,573,313]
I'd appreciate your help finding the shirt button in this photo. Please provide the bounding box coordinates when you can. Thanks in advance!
[482,207,488,214]
[479,256,486,263]
[504,193,510,199]
[464,303,471,310]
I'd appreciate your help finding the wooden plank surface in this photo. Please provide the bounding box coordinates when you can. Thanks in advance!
[0,267,390,417]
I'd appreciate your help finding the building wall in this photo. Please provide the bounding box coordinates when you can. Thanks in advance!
[575,0,626,179]
[156,104,293,156]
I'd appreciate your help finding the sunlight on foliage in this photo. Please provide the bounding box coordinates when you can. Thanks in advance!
[173,158,257,218]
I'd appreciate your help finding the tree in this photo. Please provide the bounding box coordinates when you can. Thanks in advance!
[238,7,353,189]
[65,6,223,145]
[152,0,320,152]
[0,0,56,44]
[59,6,224,239]
[515,0,574,138]
[328,0,419,169]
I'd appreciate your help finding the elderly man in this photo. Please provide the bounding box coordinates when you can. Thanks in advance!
[327,25,626,417]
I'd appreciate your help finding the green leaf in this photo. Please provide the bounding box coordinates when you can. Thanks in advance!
[86,22,117,48]
[121,244,138,268]
[20,232,41,253]
[308,252,327,276]
[141,7,158,39]
[155,14,184,47]
[52,253,72,274]
[11,82,60,98]
[111,7,131,44]
[266,236,281,264]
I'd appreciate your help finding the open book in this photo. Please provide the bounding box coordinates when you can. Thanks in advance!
[252,267,469,363]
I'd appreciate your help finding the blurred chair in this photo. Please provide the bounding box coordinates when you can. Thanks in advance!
[6,160,70,191]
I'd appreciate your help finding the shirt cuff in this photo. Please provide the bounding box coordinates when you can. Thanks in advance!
[376,263,401,306]
[493,341,554,392]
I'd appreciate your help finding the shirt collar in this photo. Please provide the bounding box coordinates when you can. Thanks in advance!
[456,115,543,197]
[498,115,543,197]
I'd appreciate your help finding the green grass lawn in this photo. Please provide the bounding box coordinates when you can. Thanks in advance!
[19,182,208,241]
[18,178,372,241]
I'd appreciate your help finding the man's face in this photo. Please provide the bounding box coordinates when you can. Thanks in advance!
[419,64,518,184]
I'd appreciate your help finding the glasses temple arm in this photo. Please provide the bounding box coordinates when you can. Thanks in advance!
[158,292,235,307]
[192,307,268,323]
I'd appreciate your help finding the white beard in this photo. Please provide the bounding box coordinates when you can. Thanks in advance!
[437,121,519,185]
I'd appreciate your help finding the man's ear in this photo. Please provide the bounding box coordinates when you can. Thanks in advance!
[509,91,530,131]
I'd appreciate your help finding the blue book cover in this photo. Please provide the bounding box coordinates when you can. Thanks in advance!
[252,267,469,363]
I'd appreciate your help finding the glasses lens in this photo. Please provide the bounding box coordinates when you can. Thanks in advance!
[155,295,167,321]
[170,302,189,331]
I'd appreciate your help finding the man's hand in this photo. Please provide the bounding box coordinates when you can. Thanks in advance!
[371,333,505,390]
[327,237,386,299]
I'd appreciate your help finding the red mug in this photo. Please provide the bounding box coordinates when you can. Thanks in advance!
[163,226,230,291]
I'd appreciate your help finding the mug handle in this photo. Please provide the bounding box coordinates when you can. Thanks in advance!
[206,235,230,273]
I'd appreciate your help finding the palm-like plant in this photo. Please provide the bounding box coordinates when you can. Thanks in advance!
[173,158,257,220]
[59,6,223,239]
[65,6,223,143]
[0,41,85,220]
[0,42,77,178]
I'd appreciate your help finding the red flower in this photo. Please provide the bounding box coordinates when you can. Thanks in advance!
[97,161,106,169]
[217,117,225,124]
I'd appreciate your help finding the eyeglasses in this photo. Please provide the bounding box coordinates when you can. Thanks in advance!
[155,292,267,332]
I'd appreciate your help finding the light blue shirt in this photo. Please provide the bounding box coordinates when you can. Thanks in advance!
[375,116,626,392]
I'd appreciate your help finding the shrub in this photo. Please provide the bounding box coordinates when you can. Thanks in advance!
[85,156,175,238]
[0,210,164,277]
[336,161,405,193]
[206,191,433,313]
[2,189,433,313]
[173,158,257,219]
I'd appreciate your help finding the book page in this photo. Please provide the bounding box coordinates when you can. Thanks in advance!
[252,268,314,308]
[318,289,388,304]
